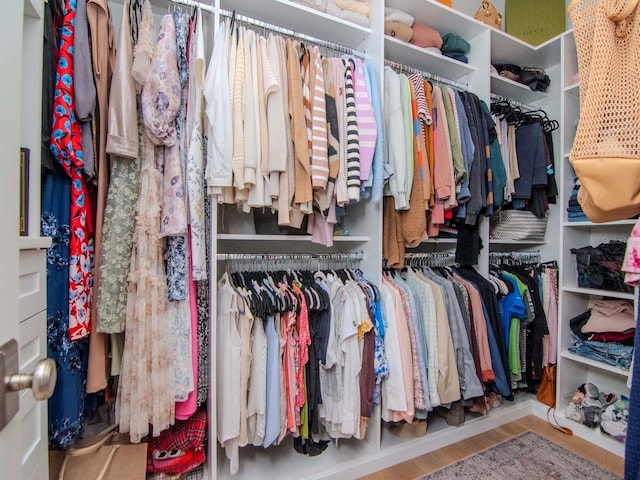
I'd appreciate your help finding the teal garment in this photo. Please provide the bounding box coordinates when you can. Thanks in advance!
[399,74,414,200]
[482,101,507,208]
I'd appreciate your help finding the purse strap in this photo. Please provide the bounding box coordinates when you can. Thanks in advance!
[58,425,121,480]
[604,0,639,23]
[546,407,573,436]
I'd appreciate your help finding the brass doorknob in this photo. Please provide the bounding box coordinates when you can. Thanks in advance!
[5,358,57,401]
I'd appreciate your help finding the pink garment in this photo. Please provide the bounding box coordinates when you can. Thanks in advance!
[623,218,640,286]
[292,284,310,411]
[280,286,298,434]
[175,231,199,420]
[382,277,414,423]
[353,59,376,181]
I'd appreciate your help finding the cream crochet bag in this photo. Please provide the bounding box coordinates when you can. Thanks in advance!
[569,0,640,222]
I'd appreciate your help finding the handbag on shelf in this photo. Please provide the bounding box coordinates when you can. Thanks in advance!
[474,0,502,30]
[569,0,640,222]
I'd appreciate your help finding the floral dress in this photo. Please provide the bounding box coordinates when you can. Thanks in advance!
[116,5,176,442]
[42,172,89,448]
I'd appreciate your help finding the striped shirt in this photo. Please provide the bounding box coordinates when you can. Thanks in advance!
[344,58,361,201]
[354,58,377,182]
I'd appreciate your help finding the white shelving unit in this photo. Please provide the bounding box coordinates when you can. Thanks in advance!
[557,28,633,457]
[23,0,626,478]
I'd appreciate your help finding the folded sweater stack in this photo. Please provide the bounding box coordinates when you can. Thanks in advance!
[291,0,370,27]
[384,7,470,63]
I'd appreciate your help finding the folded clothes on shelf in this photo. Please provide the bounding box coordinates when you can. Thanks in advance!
[569,333,633,370]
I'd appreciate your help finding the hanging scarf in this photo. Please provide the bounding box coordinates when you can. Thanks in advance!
[50,0,94,341]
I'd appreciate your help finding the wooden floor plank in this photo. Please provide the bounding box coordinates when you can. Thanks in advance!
[359,415,624,480]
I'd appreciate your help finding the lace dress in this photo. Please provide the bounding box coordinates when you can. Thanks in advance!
[116,3,175,442]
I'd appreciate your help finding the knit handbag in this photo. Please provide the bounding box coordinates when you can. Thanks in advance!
[474,1,502,30]
[569,0,640,222]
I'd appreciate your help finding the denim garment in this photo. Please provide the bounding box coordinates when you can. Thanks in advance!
[569,334,633,371]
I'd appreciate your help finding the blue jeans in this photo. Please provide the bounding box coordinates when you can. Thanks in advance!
[569,334,633,371]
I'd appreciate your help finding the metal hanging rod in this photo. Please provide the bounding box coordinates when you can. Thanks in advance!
[489,250,541,264]
[489,93,539,112]
[403,251,457,268]
[384,59,469,91]
[169,0,213,13]
[216,252,364,262]
[168,0,365,58]
[218,251,364,272]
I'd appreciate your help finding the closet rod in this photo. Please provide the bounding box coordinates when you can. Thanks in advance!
[384,59,469,91]
[168,0,366,58]
[403,251,457,267]
[216,252,364,262]
[489,250,541,264]
[489,93,539,112]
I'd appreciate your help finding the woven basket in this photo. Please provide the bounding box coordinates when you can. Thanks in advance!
[489,210,547,242]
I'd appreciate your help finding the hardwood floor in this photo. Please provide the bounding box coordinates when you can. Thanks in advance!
[359,415,624,480]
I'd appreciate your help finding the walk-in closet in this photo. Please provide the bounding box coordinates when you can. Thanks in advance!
[3,0,638,479]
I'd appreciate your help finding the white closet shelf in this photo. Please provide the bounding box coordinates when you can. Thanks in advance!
[564,82,580,96]
[558,410,627,457]
[560,351,630,378]
[218,0,370,52]
[24,0,43,19]
[489,239,547,245]
[217,234,370,242]
[563,219,637,228]
[491,28,562,69]
[384,36,476,83]
[562,286,635,300]
[385,0,486,41]
[490,74,548,104]
[420,238,458,245]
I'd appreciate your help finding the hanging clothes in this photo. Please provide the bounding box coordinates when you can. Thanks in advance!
[117,11,176,443]
[50,0,94,341]
[42,172,89,448]
[216,263,384,473]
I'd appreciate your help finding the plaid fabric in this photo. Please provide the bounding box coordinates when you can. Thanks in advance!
[149,408,207,452]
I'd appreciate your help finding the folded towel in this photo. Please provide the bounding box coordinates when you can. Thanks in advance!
[333,0,369,18]
[326,0,369,27]
[385,7,414,26]
[409,21,443,49]
[385,21,413,43]
[289,0,328,12]
[441,33,470,54]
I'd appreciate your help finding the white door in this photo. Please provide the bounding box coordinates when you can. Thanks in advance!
[1,1,51,479]
[0,0,28,476]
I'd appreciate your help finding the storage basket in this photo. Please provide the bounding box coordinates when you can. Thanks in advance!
[489,209,547,242]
